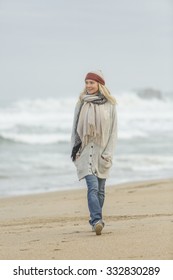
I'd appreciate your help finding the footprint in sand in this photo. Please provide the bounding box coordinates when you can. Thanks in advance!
[29,239,40,243]
[20,248,29,251]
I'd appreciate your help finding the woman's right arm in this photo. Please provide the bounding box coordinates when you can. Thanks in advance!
[71,101,82,150]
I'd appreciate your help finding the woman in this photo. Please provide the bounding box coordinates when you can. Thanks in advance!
[71,70,117,235]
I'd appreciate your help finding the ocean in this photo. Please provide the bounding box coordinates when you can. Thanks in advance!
[0,89,173,197]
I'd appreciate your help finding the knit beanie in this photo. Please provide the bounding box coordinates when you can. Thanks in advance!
[85,70,105,85]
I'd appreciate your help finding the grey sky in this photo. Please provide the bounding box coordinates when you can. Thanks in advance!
[0,0,173,101]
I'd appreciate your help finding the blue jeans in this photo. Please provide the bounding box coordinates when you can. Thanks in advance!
[85,175,106,226]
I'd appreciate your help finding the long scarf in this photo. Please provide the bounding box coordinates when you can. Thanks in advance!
[71,92,107,161]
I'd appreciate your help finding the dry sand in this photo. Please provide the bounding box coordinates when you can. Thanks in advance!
[0,178,173,260]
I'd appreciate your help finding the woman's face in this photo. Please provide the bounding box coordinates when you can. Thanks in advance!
[85,79,99,94]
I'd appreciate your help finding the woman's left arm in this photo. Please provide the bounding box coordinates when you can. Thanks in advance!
[102,104,118,160]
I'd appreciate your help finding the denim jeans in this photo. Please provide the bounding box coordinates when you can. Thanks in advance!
[85,174,106,226]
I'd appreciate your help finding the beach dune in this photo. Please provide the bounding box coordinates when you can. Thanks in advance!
[0,178,173,260]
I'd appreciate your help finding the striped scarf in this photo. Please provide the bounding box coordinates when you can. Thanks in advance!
[71,92,107,161]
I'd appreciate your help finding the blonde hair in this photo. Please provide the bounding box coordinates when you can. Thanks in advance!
[79,83,117,105]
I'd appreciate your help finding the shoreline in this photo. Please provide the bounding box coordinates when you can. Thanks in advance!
[0,178,173,260]
[1,176,172,200]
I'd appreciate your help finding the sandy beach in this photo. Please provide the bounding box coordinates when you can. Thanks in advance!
[0,178,173,260]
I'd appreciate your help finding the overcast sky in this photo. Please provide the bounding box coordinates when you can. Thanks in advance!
[0,0,173,101]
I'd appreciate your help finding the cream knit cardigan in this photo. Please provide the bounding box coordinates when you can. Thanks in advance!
[71,100,117,180]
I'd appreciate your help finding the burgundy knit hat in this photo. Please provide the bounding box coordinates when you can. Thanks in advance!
[85,70,105,85]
